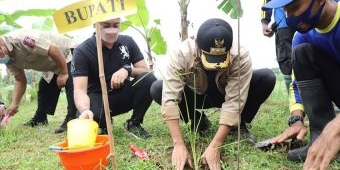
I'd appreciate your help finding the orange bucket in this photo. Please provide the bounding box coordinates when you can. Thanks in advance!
[53,135,110,170]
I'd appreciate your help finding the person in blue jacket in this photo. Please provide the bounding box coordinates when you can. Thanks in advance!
[263,0,340,169]
[261,0,295,92]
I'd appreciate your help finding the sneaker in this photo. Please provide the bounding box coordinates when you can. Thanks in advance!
[98,127,108,135]
[54,115,76,134]
[24,117,48,127]
[230,125,256,143]
[334,106,340,114]
[125,120,151,139]
[54,126,66,134]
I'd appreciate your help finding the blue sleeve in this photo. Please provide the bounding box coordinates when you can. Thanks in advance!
[289,75,304,114]
[261,0,273,24]
[289,39,305,114]
[292,33,308,48]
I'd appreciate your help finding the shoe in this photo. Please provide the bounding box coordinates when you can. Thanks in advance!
[24,117,48,127]
[125,119,151,139]
[54,126,66,134]
[287,130,320,162]
[190,115,211,134]
[334,106,340,114]
[230,125,256,143]
[54,115,76,134]
[287,145,309,162]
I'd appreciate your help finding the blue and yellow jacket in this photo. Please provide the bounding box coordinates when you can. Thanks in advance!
[289,2,340,115]
[289,74,304,114]
[261,0,288,29]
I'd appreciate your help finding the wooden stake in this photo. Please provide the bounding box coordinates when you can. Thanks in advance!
[95,23,117,170]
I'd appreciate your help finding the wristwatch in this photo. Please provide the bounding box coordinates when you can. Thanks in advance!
[0,104,5,109]
[288,115,304,126]
[0,100,6,109]
[122,64,132,77]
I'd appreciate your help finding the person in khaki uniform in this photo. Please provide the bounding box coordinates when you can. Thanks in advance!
[0,29,77,133]
[150,18,276,169]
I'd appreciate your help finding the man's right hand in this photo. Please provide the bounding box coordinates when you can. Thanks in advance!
[303,116,340,170]
[56,73,68,88]
[262,23,274,37]
[79,109,94,120]
[172,143,193,170]
[271,121,307,144]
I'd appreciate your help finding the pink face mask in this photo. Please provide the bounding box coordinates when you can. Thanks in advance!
[101,28,119,44]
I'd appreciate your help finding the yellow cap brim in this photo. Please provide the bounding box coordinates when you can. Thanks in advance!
[201,51,230,70]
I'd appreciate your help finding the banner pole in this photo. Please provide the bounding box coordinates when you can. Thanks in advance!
[95,22,117,170]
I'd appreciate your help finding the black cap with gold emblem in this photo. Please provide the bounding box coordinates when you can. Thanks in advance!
[196,18,233,70]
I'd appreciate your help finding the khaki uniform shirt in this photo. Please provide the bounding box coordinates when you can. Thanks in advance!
[161,39,252,126]
[2,29,77,83]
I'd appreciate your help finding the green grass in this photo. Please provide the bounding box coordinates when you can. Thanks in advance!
[1,75,339,170]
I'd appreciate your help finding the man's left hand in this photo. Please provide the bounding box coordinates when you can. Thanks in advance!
[202,145,221,170]
[271,121,307,144]
[110,68,129,89]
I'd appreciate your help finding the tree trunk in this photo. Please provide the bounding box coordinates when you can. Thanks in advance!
[179,0,190,42]
[146,37,154,70]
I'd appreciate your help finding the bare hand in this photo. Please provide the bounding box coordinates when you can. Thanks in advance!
[109,68,129,89]
[56,73,68,88]
[6,105,19,116]
[79,109,94,120]
[172,144,193,170]
[271,121,307,144]
[202,145,221,170]
[303,118,340,170]
[262,23,274,37]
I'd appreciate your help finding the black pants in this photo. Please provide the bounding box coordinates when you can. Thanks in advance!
[35,62,77,119]
[292,43,340,108]
[150,68,276,126]
[89,73,157,128]
[275,27,295,75]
